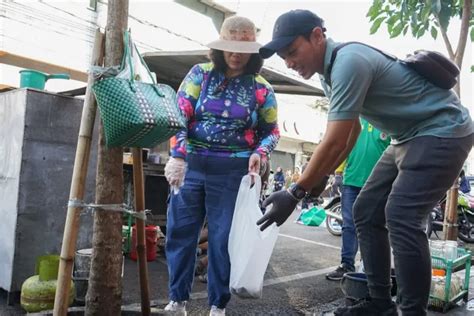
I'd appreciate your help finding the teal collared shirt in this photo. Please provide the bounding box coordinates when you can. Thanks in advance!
[319,38,472,143]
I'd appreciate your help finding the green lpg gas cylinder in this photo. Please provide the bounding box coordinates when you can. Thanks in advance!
[20,255,75,313]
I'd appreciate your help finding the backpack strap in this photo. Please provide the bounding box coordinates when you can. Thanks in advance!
[326,41,397,87]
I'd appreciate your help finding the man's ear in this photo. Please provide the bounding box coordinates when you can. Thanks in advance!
[311,27,325,44]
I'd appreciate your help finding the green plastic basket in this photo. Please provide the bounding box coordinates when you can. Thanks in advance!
[428,248,471,312]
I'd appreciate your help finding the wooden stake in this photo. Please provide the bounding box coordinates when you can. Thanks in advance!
[132,148,151,316]
[445,183,459,241]
[54,29,105,316]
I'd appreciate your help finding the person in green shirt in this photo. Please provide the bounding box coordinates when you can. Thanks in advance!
[326,119,390,280]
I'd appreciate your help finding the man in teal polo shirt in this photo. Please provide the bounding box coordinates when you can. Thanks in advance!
[256,9,473,316]
[326,119,390,281]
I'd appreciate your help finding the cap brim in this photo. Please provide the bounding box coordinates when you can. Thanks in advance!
[259,36,297,59]
[206,40,262,54]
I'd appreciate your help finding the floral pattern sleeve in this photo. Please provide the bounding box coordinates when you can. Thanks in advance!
[171,64,203,159]
[254,75,280,162]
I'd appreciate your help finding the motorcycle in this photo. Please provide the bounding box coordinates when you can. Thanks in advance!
[428,191,474,243]
[324,195,342,236]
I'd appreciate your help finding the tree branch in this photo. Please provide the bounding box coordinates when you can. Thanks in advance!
[436,15,455,59]
[454,0,472,68]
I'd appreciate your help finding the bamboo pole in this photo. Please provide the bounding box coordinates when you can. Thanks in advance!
[131,148,151,316]
[54,29,105,316]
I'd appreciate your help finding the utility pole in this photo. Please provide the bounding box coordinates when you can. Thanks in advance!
[85,1,129,315]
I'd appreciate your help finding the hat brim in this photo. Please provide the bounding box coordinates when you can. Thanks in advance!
[259,35,298,59]
[206,39,262,54]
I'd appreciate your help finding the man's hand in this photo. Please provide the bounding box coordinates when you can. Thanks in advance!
[257,190,299,231]
[308,175,330,197]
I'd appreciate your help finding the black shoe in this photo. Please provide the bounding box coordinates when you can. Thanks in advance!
[326,264,353,281]
[334,299,398,316]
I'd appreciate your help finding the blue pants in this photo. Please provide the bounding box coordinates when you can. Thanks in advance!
[353,134,472,315]
[341,185,361,271]
[166,154,248,308]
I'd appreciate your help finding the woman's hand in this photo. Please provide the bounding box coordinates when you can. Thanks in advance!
[248,153,261,174]
[164,157,187,194]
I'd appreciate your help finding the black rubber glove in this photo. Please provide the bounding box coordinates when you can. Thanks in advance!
[308,175,330,197]
[257,190,299,231]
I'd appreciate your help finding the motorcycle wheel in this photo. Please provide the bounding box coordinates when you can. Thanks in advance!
[326,202,342,236]
[458,215,474,243]
[423,212,432,238]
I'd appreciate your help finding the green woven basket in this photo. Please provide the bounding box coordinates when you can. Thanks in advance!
[93,31,185,148]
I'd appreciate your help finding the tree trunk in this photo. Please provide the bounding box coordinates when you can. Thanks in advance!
[440,0,471,238]
[85,1,129,315]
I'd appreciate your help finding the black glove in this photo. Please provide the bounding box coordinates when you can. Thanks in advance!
[257,190,299,231]
[308,175,330,198]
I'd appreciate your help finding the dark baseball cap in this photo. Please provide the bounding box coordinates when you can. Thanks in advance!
[259,10,326,59]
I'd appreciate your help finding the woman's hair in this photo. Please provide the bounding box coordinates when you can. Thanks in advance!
[209,49,263,75]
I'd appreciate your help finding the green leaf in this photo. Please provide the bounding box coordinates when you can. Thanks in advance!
[430,26,438,39]
[391,22,404,38]
[431,0,441,14]
[370,16,386,34]
[471,65,474,73]
[387,12,401,26]
[417,26,426,38]
[421,2,432,22]
[471,27,474,42]
[403,24,409,35]
[367,0,383,20]
[411,21,420,37]
[437,3,452,31]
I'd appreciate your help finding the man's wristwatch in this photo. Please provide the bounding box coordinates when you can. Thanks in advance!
[288,183,307,201]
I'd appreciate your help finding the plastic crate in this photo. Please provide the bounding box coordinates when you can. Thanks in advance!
[429,248,471,312]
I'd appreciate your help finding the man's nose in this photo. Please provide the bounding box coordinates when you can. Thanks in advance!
[285,58,294,69]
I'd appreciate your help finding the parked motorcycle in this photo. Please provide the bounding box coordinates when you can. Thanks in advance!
[428,192,474,243]
[324,196,342,236]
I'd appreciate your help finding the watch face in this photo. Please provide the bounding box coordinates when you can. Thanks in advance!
[291,184,306,199]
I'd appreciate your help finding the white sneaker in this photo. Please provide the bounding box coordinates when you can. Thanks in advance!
[164,300,187,315]
[209,305,225,315]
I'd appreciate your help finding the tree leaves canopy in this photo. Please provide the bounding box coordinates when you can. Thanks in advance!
[367,0,473,41]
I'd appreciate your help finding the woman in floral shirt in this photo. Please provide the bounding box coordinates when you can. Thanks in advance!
[164,16,279,315]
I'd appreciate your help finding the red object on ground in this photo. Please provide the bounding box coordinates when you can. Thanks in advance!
[130,225,158,262]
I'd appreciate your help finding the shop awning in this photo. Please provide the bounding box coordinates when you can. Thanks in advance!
[142,50,324,96]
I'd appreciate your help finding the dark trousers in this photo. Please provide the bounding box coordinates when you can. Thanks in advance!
[166,154,248,308]
[341,185,362,271]
[353,134,472,316]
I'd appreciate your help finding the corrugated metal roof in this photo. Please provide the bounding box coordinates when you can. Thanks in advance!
[143,50,324,96]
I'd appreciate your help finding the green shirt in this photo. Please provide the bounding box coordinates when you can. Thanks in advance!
[343,119,390,188]
[320,39,472,144]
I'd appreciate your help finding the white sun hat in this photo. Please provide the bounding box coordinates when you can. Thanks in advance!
[206,16,262,53]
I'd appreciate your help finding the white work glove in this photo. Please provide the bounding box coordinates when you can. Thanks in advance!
[164,157,187,194]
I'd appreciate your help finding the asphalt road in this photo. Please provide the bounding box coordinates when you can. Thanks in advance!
[2,209,474,315]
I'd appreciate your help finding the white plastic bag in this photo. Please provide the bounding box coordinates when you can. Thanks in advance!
[228,174,279,299]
